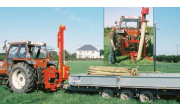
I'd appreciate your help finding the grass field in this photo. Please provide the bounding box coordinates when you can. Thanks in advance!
[1,61,180,104]
[104,36,154,65]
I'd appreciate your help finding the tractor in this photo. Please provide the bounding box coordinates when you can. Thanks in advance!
[115,7,152,62]
[0,25,69,93]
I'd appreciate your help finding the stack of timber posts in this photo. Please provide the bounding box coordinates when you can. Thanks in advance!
[87,66,139,76]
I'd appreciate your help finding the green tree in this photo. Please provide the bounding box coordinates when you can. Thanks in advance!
[65,50,70,59]
[70,53,76,58]
[49,51,58,60]
[100,49,104,56]
[49,51,58,56]
[104,27,111,36]
[146,26,153,35]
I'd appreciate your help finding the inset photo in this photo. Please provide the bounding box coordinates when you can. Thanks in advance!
[104,7,153,65]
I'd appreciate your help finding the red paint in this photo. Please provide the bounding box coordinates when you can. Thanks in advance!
[125,29,139,37]
[43,25,69,91]
[120,38,152,62]
[116,7,152,62]
[141,7,149,25]
[141,7,149,15]
[125,42,129,48]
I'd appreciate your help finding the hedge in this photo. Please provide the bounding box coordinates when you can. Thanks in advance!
[156,55,180,63]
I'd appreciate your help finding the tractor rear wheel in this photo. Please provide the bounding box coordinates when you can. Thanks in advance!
[9,62,35,93]
[145,34,151,48]
[115,35,122,55]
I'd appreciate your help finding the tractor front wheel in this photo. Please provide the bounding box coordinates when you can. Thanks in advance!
[9,62,35,93]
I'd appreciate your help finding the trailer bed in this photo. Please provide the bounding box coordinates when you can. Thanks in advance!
[67,73,180,90]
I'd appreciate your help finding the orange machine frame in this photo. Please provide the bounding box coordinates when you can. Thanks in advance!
[43,25,69,91]
[117,7,152,62]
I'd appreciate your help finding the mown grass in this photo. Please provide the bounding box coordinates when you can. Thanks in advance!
[104,36,153,65]
[1,61,180,104]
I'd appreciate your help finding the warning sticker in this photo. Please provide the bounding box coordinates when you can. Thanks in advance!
[72,77,81,84]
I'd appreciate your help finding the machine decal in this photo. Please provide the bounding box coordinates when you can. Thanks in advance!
[72,76,81,84]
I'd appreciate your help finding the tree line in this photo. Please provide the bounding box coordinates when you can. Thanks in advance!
[156,55,180,63]
[1,53,180,63]
[49,49,104,61]
[0,49,104,61]
[49,50,76,61]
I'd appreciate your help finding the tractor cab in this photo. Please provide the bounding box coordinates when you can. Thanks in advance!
[1,41,55,75]
[115,16,142,37]
[7,41,48,57]
[117,16,141,29]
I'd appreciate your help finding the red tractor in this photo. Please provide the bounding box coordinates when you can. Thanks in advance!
[115,7,152,62]
[0,25,69,93]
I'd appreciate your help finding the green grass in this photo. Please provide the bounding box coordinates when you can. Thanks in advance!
[1,61,180,104]
[104,36,154,65]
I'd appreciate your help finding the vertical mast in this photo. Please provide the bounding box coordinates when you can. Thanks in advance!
[137,7,149,60]
[57,25,66,76]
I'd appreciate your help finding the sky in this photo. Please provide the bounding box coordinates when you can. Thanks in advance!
[0,7,103,54]
[154,7,180,55]
[1,7,179,55]
[104,7,153,28]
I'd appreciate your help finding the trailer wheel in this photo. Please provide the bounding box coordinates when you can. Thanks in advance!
[101,89,114,98]
[139,91,154,102]
[9,62,35,93]
[120,90,133,100]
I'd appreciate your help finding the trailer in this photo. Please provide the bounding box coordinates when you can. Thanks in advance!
[64,73,180,102]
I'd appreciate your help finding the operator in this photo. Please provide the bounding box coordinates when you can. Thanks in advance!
[109,26,117,65]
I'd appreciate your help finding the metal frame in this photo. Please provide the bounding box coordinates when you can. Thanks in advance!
[120,37,152,62]
[117,7,152,62]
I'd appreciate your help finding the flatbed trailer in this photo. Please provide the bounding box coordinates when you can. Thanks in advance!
[64,73,180,102]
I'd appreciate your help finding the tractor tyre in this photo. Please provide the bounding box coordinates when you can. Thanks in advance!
[145,34,151,48]
[9,62,36,93]
[116,35,120,42]
[115,35,122,55]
